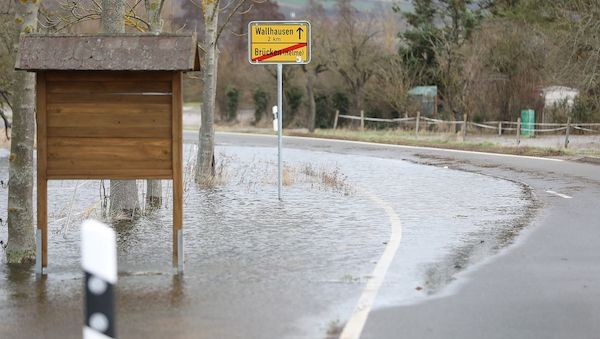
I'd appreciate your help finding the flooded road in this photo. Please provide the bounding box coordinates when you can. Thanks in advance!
[0,141,533,338]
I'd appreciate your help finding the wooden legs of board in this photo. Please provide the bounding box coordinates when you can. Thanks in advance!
[172,71,184,273]
[36,178,48,275]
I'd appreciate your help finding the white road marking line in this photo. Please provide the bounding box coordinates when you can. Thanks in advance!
[215,131,565,162]
[545,190,573,199]
[339,190,403,339]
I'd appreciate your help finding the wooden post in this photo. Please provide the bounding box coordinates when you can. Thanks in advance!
[498,121,502,136]
[172,72,184,272]
[461,113,468,140]
[36,72,48,273]
[415,111,421,138]
[333,110,339,130]
[564,117,571,149]
[360,110,365,132]
[516,117,521,145]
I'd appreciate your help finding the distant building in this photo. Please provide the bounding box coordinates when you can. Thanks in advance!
[540,86,579,123]
[408,86,438,117]
[541,86,580,108]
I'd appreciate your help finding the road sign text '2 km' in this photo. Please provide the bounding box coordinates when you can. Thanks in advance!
[249,21,311,65]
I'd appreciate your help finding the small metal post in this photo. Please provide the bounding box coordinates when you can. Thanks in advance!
[333,110,339,130]
[360,110,365,132]
[35,229,42,275]
[498,121,502,136]
[177,229,184,273]
[565,117,571,149]
[517,117,521,145]
[415,111,421,138]
[277,63,283,201]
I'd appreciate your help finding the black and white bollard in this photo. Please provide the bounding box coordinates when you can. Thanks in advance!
[82,220,117,339]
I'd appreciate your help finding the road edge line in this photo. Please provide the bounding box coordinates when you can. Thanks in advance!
[339,190,403,339]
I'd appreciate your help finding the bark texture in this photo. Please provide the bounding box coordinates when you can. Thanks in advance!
[6,0,40,264]
[102,0,125,33]
[195,0,219,181]
[102,0,141,217]
[144,0,165,33]
[145,180,162,210]
[306,71,316,132]
[144,0,166,207]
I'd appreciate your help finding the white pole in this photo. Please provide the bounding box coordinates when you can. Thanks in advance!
[277,63,283,201]
[82,219,117,339]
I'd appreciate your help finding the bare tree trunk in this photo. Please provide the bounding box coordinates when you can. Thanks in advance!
[6,1,40,264]
[101,0,125,33]
[145,180,162,209]
[306,71,316,133]
[195,0,219,182]
[102,0,141,217]
[144,0,165,33]
[144,0,165,207]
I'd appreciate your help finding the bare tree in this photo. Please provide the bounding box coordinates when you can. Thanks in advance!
[144,0,166,208]
[195,0,255,182]
[302,0,330,133]
[101,0,142,218]
[329,0,379,117]
[6,0,40,264]
[367,55,418,116]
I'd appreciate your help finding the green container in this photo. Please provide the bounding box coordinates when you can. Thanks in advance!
[521,109,535,137]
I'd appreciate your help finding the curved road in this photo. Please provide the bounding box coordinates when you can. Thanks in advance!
[197,131,600,339]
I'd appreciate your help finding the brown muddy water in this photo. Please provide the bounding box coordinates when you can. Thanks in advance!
[0,145,534,339]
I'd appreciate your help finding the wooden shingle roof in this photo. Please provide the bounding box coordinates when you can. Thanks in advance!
[16,34,200,71]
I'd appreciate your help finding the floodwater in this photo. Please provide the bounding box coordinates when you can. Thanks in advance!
[0,144,533,339]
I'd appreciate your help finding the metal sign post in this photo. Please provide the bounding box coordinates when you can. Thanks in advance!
[248,21,311,201]
[277,63,283,201]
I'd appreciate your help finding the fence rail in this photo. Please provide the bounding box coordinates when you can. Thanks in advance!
[333,111,600,149]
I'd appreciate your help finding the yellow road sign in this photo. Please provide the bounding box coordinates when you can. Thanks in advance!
[248,21,311,65]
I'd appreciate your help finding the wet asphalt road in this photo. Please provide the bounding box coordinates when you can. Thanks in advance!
[206,132,600,339]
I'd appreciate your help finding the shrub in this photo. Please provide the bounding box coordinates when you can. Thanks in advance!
[252,88,269,124]
[225,85,239,122]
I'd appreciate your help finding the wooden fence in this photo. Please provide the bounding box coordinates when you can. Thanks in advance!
[333,110,600,148]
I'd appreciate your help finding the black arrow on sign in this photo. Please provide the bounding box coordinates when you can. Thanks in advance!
[296,27,304,40]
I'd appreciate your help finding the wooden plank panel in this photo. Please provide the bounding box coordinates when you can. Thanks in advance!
[36,72,48,268]
[47,81,171,94]
[47,92,171,104]
[47,169,173,180]
[48,158,172,170]
[47,126,171,138]
[172,72,183,268]
[46,71,172,82]
[48,137,171,148]
[47,111,170,128]
[48,145,171,162]
[47,102,171,115]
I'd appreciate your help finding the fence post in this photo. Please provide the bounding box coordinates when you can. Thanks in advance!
[333,110,339,130]
[498,122,502,136]
[516,117,521,145]
[461,113,468,140]
[564,117,571,149]
[360,110,365,132]
[415,111,421,138]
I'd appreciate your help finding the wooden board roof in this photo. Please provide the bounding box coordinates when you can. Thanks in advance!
[16,34,200,71]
